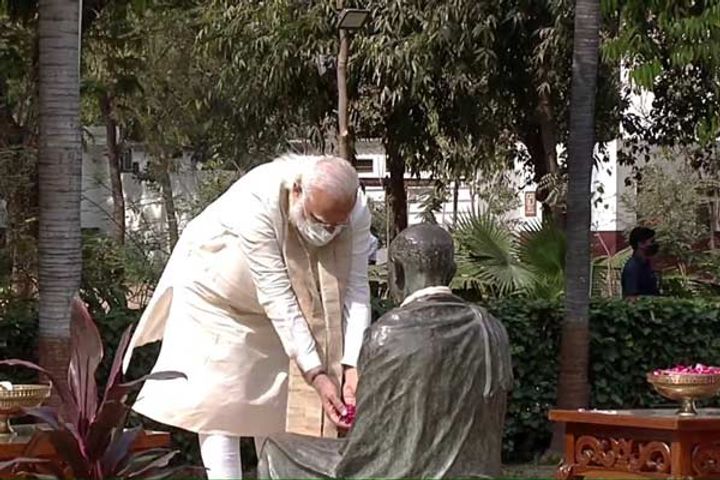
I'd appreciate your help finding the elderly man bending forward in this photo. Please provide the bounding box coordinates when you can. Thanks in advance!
[122,155,372,479]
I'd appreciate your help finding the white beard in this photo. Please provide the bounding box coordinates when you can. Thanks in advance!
[289,199,308,232]
[289,197,341,247]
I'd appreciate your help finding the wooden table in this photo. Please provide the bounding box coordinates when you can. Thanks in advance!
[0,424,170,477]
[550,409,720,479]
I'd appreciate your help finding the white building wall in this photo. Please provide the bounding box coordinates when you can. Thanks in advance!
[591,140,636,234]
[76,127,201,248]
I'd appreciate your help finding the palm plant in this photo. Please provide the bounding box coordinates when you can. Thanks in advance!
[453,212,566,299]
[592,246,632,298]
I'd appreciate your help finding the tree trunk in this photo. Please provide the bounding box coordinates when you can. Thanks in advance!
[524,117,565,227]
[537,90,559,177]
[336,29,351,163]
[709,187,717,250]
[37,0,83,406]
[525,129,553,220]
[385,139,407,241]
[452,179,460,227]
[551,0,599,453]
[158,157,179,250]
[99,92,125,244]
[336,0,354,165]
[537,92,566,227]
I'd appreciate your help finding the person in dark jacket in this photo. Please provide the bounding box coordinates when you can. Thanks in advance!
[621,226,660,299]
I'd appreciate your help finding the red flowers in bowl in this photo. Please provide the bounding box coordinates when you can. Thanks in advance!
[652,364,720,375]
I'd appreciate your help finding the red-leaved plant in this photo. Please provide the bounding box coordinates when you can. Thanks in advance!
[0,297,199,479]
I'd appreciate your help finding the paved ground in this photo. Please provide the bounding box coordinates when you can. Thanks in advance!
[245,464,558,478]
[502,463,557,478]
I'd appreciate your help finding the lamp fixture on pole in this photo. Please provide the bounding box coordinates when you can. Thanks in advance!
[337,8,371,31]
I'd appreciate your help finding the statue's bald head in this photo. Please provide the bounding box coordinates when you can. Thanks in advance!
[389,224,456,303]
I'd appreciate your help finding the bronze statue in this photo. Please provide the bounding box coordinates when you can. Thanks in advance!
[257,224,513,478]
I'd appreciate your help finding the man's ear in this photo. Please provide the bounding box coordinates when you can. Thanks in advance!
[291,182,303,203]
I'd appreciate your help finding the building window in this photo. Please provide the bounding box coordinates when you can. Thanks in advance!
[120,149,139,174]
[355,157,374,174]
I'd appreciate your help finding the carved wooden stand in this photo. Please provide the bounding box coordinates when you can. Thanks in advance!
[550,409,720,480]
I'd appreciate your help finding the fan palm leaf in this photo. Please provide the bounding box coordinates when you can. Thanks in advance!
[454,212,535,295]
[518,220,566,299]
[592,246,632,297]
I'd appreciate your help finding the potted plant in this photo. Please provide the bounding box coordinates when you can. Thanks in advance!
[0,297,200,479]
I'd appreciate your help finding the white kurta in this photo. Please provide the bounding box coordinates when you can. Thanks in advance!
[123,156,372,436]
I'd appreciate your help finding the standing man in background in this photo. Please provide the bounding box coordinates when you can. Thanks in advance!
[123,155,372,479]
[622,226,660,299]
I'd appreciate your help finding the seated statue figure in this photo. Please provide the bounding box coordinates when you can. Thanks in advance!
[257,224,513,479]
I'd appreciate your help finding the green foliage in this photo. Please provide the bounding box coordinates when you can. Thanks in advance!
[195,0,336,159]
[519,221,566,299]
[607,1,720,165]
[417,180,448,225]
[622,160,713,264]
[604,0,720,87]
[469,169,523,221]
[353,0,521,179]
[454,212,533,295]
[660,251,720,298]
[592,246,632,298]
[453,212,566,299]
[0,290,37,384]
[81,232,162,309]
[81,0,145,125]
[367,197,387,248]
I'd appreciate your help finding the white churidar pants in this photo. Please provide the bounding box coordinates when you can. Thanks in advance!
[198,434,266,479]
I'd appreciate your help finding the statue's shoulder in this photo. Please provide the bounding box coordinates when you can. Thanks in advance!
[466,301,509,332]
[372,305,406,328]
[373,299,440,323]
[466,301,491,316]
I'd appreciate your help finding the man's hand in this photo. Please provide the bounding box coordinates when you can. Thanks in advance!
[342,366,358,407]
[311,373,351,429]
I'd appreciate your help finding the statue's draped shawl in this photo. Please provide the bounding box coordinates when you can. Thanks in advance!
[257,293,514,479]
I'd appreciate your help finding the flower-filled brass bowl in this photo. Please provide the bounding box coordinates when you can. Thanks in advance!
[647,371,720,416]
[0,383,52,435]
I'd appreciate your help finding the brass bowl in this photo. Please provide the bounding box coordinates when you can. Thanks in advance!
[0,384,52,435]
[647,373,720,416]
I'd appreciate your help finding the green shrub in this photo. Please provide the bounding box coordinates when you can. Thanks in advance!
[0,291,38,384]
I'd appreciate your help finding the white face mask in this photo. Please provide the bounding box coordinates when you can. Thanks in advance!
[290,195,344,247]
[299,220,341,247]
